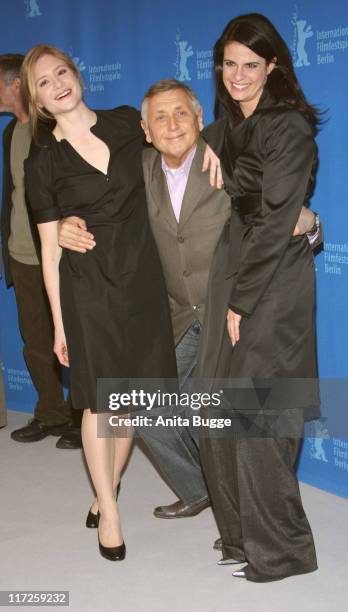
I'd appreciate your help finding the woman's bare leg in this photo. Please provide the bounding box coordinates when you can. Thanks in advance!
[89,438,133,512]
[82,409,133,546]
[83,411,133,544]
[112,429,134,491]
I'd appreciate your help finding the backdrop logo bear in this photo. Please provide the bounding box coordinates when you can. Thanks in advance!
[310,420,329,463]
[174,32,194,82]
[291,6,313,67]
[24,0,41,18]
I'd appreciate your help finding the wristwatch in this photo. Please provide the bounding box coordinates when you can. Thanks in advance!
[308,212,320,236]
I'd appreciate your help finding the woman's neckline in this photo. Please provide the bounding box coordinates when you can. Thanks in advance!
[52,110,99,143]
[50,111,111,176]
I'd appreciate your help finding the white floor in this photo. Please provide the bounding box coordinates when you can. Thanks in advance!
[1,410,348,612]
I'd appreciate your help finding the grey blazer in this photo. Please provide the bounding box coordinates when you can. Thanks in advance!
[142,137,231,345]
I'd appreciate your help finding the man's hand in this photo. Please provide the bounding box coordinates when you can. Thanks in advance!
[202,144,224,189]
[293,206,315,236]
[58,216,96,253]
[227,308,242,347]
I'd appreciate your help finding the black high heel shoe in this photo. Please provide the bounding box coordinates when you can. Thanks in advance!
[86,484,121,528]
[97,513,126,561]
[86,509,99,528]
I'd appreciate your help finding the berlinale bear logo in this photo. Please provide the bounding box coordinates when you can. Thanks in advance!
[291,6,313,67]
[310,420,329,463]
[24,0,42,18]
[174,32,194,82]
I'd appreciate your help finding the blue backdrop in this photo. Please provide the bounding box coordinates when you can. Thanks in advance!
[1,0,347,498]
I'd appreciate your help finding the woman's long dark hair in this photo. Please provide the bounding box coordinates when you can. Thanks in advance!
[214,13,320,131]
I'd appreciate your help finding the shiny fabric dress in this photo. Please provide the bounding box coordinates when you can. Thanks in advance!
[24,107,177,412]
[196,90,319,581]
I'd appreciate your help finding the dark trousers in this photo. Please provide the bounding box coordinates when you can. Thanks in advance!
[10,257,77,426]
[199,409,317,582]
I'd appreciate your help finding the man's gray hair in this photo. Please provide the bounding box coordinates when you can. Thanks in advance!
[141,79,201,124]
[0,54,24,84]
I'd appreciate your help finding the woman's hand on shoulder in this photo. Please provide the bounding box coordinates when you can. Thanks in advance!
[227,309,242,347]
[202,144,224,189]
[54,327,69,367]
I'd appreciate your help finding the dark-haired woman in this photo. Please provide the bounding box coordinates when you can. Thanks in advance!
[197,13,320,582]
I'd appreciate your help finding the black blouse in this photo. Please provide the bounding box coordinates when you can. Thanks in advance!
[24,106,144,228]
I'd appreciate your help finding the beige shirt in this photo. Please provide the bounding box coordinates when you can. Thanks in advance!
[8,121,39,265]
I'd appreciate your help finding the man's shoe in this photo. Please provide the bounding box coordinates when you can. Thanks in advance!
[11,418,70,443]
[153,497,210,518]
[56,428,82,449]
[213,537,222,551]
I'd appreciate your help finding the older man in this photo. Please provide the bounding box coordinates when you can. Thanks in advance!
[58,79,320,523]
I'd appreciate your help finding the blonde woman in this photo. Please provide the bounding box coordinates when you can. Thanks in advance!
[21,45,176,561]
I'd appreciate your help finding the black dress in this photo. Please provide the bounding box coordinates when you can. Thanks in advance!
[196,90,319,581]
[24,107,177,412]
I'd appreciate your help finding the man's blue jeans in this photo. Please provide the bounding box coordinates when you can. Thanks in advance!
[135,321,208,504]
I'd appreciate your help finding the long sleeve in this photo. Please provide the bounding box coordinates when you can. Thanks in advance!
[201,117,227,157]
[229,111,316,317]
